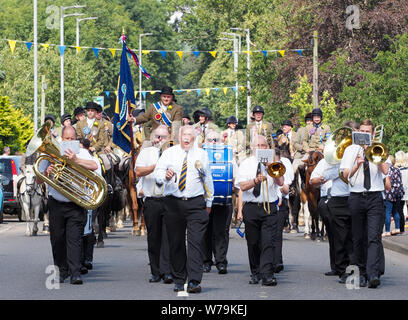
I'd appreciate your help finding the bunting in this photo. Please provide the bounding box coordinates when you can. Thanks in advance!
[8,40,16,53]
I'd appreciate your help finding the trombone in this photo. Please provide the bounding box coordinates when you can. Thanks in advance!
[260,161,286,214]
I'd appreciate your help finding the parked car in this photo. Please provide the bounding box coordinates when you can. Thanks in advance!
[0,177,4,223]
[0,156,22,221]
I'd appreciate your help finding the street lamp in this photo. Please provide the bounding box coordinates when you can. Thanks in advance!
[76,16,98,47]
[231,28,251,124]
[33,0,38,131]
[221,32,241,119]
[60,5,85,116]
[139,33,153,109]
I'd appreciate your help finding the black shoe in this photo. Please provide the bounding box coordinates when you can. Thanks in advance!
[368,277,381,289]
[57,273,70,283]
[262,276,277,286]
[70,276,83,285]
[187,281,202,293]
[83,261,93,270]
[359,275,367,287]
[274,264,284,273]
[163,274,174,284]
[149,275,162,283]
[173,283,185,292]
[80,266,88,275]
[338,273,349,284]
[249,274,260,285]
[324,270,339,276]
[217,264,227,275]
[203,264,211,273]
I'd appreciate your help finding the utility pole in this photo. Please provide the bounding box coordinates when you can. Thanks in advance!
[33,0,38,132]
[41,75,46,125]
[313,30,318,109]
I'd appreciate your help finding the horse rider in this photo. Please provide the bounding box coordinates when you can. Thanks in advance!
[135,125,173,284]
[222,115,246,165]
[292,112,313,175]
[275,120,295,160]
[37,126,100,285]
[236,135,284,286]
[192,108,219,146]
[245,106,274,151]
[182,112,193,126]
[153,125,214,294]
[94,109,113,155]
[72,107,85,129]
[303,108,331,155]
[202,129,239,275]
[340,119,390,289]
[130,86,182,144]
[75,102,108,155]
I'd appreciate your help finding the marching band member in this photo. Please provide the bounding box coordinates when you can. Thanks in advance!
[37,126,99,285]
[340,119,389,288]
[273,149,293,273]
[202,130,238,275]
[153,125,214,294]
[135,125,173,284]
[236,135,284,286]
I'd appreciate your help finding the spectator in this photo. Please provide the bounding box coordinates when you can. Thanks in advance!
[383,155,404,237]
[2,147,10,156]
[395,151,407,234]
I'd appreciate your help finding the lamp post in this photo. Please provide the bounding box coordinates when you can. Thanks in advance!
[221,32,241,119]
[60,5,85,116]
[231,28,251,125]
[139,33,153,109]
[33,0,38,132]
[76,16,98,47]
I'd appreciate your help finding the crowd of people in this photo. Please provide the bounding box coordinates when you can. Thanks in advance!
[10,85,408,291]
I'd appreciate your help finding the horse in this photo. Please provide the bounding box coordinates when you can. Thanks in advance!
[17,165,43,236]
[302,151,324,241]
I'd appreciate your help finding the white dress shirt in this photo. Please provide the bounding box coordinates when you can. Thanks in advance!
[154,144,214,207]
[39,148,99,202]
[340,144,389,193]
[311,158,349,197]
[280,157,294,199]
[236,155,279,203]
[135,146,162,198]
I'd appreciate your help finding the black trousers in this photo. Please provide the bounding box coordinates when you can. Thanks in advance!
[163,195,209,285]
[397,200,406,232]
[348,192,385,280]
[48,197,86,277]
[318,197,336,271]
[243,202,278,279]
[81,209,98,264]
[203,204,233,267]
[273,198,289,266]
[143,197,171,277]
[326,196,353,275]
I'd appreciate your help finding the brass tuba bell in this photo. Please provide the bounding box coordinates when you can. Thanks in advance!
[26,123,108,210]
[324,126,353,165]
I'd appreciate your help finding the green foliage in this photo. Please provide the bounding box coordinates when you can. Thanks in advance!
[0,95,33,153]
[333,34,408,154]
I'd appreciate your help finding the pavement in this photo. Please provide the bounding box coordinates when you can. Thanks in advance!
[381,223,408,256]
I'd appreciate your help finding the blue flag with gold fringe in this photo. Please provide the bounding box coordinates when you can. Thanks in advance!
[112,38,137,155]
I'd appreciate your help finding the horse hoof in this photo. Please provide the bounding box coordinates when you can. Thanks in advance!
[323,236,328,241]
[117,221,124,229]
[106,227,111,233]
[304,233,310,239]
[97,241,104,248]
[141,229,147,236]
[132,229,141,236]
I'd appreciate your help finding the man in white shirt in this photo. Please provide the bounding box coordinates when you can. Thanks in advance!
[236,135,284,286]
[340,119,389,289]
[154,125,214,294]
[273,149,293,274]
[311,156,353,281]
[135,125,172,284]
[38,126,99,285]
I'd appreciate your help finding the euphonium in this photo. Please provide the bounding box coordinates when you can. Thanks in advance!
[26,123,108,210]
[324,126,353,165]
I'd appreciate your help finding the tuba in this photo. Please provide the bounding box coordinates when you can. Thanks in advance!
[26,123,108,210]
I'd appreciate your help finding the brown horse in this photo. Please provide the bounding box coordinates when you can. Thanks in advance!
[302,151,324,241]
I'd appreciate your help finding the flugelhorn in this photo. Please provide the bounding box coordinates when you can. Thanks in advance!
[26,123,108,210]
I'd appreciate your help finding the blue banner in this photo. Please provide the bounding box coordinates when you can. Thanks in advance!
[113,39,136,155]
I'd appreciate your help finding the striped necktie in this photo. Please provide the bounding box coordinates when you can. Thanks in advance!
[178,153,187,191]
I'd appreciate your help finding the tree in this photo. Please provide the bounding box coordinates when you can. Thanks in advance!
[0,95,33,153]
